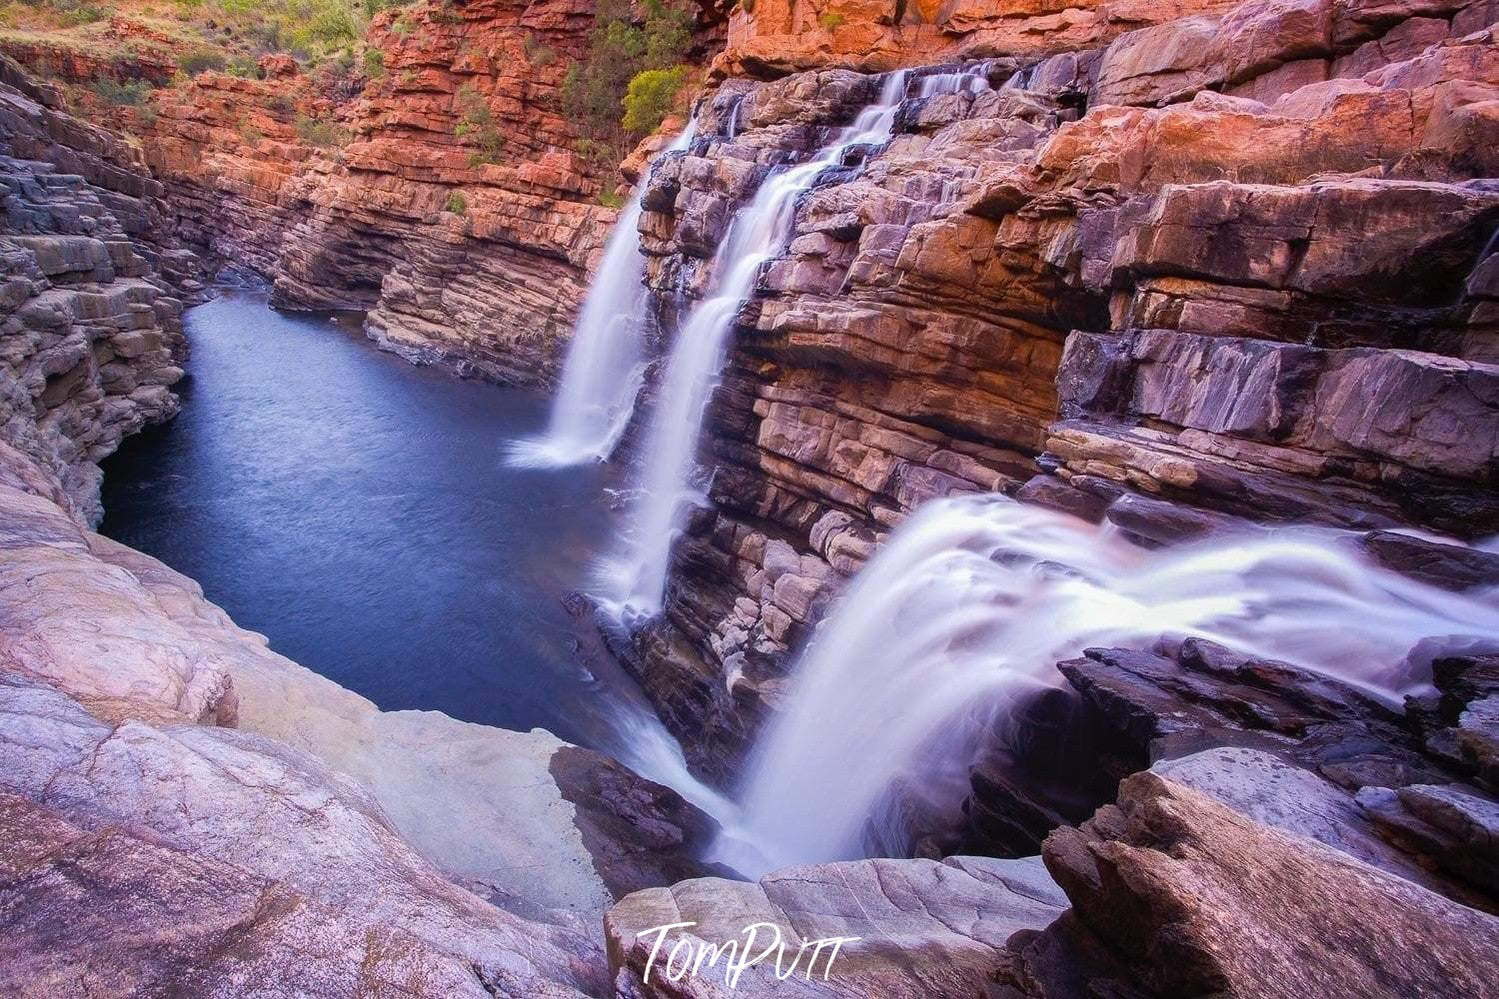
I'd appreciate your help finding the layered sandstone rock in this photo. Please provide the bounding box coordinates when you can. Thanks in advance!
[617,0,1499,788]
[135,0,724,387]
[0,57,200,523]
[0,56,730,992]
[713,0,1247,77]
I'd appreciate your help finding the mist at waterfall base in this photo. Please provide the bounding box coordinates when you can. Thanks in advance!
[716,495,1499,876]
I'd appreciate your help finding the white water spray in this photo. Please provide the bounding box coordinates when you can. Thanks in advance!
[509,125,698,467]
[601,72,915,617]
[724,495,1499,874]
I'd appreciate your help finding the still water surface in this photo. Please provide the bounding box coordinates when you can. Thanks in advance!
[101,287,653,756]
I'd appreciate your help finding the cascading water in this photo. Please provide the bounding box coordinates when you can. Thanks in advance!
[915,64,992,97]
[722,494,1499,874]
[508,124,698,467]
[600,71,916,617]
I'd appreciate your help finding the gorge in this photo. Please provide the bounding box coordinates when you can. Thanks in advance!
[3,0,1499,996]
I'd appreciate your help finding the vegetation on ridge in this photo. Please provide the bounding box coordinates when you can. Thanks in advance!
[559,0,695,169]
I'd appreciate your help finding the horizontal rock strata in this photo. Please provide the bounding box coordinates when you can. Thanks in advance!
[0,59,730,993]
[617,0,1499,790]
[133,0,725,388]
[0,57,201,523]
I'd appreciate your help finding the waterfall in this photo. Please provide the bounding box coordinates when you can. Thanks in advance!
[599,71,915,618]
[722,494,1499,874]
[508,124,698,467]
[915,64,992,97]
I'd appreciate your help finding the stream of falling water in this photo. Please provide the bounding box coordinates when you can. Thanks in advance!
[507,123,698,468]
[598,68,1002,618]
[717,495,1499,875]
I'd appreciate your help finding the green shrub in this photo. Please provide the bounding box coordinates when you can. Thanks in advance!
[362,0,406,14]
[621,65,686,135]
[239,122,264,144]
[53,0,105,26]
[362,47,385,77]
[293,112,347,148]
[390,12,412,37]
[179,48,227,75]
[818,10,844,31]
[225,54,263,78]
[559,0,694,150]
[453,81,504,163]
[597,184,625,209]
[135,103,160,127]
[443,190,467,214]
[306,3,358,46]
[92,78,152,106]
[522,33,555,67]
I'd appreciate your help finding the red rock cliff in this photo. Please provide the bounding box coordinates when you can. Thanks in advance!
[614,0,1499,782]
[139,0,724,386]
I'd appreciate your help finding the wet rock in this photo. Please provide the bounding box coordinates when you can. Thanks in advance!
[617,3,1499,780]
[548,744,738,900]
[1434,652,1499,721]
[1359,530,1499,591]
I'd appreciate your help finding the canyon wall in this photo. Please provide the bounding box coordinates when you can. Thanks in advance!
[0,60,728,994]
[133,0,725,387]
[617,0,1499,787]
[0,57,202,524]
[713,0,1247,76]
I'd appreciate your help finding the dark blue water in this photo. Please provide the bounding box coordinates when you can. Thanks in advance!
[100,287,636,750]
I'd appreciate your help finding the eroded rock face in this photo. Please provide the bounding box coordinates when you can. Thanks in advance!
[619,0,1499,787]
[135,0,724,388]
[1017,772,1499,998]
[0,59,201,523]
[0,71,736,989]
[604,766,1499,998]
[1048,637,1499,910]
[714,0,1246,77]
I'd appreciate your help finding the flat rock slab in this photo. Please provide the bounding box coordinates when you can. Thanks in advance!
[606,855,1067,996]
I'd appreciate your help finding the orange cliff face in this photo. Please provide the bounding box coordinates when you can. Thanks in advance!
[712,0,1247,76]
[132,0,725,388]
